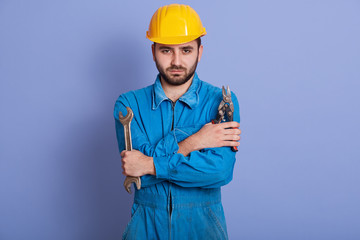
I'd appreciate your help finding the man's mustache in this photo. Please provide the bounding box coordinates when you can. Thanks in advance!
[167,65,186,71]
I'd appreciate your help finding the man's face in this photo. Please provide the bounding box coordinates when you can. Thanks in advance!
[152,40,203,86]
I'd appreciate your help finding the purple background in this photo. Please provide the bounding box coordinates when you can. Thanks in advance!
[1,0,359,239]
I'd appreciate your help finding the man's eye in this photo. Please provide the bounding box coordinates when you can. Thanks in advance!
[162,49,170,53]
[183,49,191,53]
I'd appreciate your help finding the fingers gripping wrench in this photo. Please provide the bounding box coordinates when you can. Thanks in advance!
[119,107,141,194]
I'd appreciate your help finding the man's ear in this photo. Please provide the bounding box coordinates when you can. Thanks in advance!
[197,45,203,62]
[152,44,156,61]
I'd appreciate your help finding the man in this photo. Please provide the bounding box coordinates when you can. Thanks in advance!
[114,4,241,240]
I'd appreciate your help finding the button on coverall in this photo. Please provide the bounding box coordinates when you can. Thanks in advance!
[114,73,240,240]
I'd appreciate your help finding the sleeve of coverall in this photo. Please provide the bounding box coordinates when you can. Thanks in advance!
[114,94,184,187]
[152,92,240,188]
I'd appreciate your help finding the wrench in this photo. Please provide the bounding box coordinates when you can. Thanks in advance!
[119,106,141,194]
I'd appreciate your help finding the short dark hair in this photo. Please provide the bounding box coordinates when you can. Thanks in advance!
[195,37,201,48]
[154,37,202,48]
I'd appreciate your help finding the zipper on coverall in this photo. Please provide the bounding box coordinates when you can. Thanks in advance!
[169,100,176,240]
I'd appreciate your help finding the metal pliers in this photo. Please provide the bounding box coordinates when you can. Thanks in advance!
[212,86,238,152]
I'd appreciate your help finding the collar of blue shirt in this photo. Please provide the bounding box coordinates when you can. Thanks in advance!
[152,72,201,110]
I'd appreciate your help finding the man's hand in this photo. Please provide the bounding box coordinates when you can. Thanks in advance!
[178,121,241,156]
[194,121,241,149]
[121,150,156,177]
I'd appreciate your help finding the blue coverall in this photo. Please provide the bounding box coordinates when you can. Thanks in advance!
[114,73,240,240]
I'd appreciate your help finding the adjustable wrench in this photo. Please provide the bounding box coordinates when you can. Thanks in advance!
[119,106,141,194]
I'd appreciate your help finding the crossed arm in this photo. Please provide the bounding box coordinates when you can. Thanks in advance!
[114,92,241,188]
[120,121,241,177]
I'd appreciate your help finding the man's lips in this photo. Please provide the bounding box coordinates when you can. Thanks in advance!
[169,69,184,74]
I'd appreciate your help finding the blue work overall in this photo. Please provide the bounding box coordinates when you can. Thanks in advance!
[114,73,240,240]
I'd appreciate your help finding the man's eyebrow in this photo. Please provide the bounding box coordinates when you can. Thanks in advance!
[158,45,194,50]
[180,46,194,50]
[158,46,173,50]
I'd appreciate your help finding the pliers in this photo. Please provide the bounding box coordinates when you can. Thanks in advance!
[212,86,238,152]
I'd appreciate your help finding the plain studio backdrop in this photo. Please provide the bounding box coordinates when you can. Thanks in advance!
[0,0,359,239]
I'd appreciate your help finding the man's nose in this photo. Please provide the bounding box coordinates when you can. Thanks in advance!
[171,51,181,66]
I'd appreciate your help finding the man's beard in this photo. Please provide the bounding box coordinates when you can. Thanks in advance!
[155,58,198,86]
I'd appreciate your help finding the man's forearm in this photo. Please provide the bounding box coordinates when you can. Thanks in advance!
[177,121,241,156]
[177,134,201,156]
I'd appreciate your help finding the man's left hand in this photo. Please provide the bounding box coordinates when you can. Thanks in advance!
[121,150,156,177]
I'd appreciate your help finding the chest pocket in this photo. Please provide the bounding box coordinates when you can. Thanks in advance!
[174,125,203,143]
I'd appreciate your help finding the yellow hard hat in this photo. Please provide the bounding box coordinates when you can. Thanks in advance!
[146,4,207,45]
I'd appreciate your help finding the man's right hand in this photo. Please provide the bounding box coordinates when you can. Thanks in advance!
[178,121,241,156]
